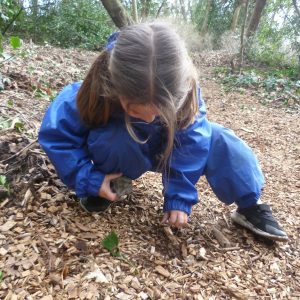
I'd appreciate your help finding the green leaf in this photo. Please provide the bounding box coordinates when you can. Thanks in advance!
[10,36,22,50]
[11,117,24,132]
[0,270,3,282]
[0,175,6,186]
[0,33,3,54]
[102,231,120,257]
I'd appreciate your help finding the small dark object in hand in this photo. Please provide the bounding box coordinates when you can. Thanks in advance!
[110,176,132,197]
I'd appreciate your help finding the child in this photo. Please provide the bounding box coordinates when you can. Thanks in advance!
[39,23,288,242]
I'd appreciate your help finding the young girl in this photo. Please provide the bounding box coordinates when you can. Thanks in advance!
[39,22,288,242]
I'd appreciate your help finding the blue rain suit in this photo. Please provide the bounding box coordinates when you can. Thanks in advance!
[38,82,264,215]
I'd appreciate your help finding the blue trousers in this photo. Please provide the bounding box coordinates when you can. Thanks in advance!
[87,120,264,208]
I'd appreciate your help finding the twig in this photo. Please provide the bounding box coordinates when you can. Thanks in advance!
[240,127,254,133]
[211,227,231,248]
[38,236,55,272]
[220,246,240,252]
[0,139,37,164]
[2,7,23,35]
[0,55,15,66]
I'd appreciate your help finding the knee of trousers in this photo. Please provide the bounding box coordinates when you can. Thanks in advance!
[87,121,152,178]
[204,122,264,205]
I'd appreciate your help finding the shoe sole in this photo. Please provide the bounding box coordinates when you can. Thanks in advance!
[231,211,289,242]
[79,199,111,213]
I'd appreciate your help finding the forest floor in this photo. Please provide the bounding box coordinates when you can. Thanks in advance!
[0,44,299,300]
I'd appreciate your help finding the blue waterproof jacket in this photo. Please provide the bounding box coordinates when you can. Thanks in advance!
[39,82,212,214]
[39,83,264,215]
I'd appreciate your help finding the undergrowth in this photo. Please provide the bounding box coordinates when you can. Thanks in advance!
[215,66,300,109]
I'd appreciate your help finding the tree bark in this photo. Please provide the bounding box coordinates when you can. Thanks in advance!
[132,0,138,22]
[156,0,166,18]
[292,0,300,18]
[141,0,151,19]
[230,0,245,32]
[201,0,213,35]
[237,0,249,72]
[246,0,267,39]
[179,0,187,21]
[100,0,133,28]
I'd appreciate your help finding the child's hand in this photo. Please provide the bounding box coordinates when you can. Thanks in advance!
[162,210,188,228]
[99,173,122,201]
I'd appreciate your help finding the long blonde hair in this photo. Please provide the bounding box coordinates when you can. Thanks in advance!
[77,22,199,169]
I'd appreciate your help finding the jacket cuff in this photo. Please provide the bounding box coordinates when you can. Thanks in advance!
[87,171,105,197]
[163,198,195,215]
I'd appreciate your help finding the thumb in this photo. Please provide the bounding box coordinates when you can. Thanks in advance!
[105,189,119,201]
[162,212,170,223]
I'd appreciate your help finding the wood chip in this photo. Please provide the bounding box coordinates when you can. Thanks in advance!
[0,220,17,231]
[212,227,231,248]
[155,266,170,278]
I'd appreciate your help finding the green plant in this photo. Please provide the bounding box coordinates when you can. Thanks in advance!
[0,270,3,282]
[102,231,120,257]
[101,231,138,270]
[0,175,10,199]
[216,67,300,107]
[33,86,57,102]
[0,116,24,132]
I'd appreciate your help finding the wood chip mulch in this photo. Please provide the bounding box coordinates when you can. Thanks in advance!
[0,45,299,300]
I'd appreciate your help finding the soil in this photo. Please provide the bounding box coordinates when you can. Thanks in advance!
[0,45,299,300]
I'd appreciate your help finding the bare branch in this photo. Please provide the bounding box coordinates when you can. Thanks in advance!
[292,0,300,18]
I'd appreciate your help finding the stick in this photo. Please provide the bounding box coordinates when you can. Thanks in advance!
[212,227,231,248]
[38,236,55,272]
[0,139,37,164]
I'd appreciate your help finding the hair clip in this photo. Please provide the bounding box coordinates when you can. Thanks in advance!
[105,32,120,51]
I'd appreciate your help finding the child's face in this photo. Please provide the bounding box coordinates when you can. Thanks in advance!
[119,96,158,123]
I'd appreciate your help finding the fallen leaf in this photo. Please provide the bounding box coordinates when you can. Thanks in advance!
[85,268,109,283]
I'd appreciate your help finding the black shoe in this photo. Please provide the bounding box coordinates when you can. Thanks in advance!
[231,204,288,242]
[80,196,111,213]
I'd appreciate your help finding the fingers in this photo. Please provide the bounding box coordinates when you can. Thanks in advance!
[104,189,118,201]
[99,173,123,201]
[162,211,188,228]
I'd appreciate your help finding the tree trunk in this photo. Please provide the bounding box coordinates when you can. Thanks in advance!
[246,0,267,39]
[141,0,151,19]
[32,0,38,42]
[100,0,133,28]
[132,0,138,22]
[179,0,187,21]
[156,0,166,18]
[201,0,213,35]
[237,0,249,73]
[230,0,245,32]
